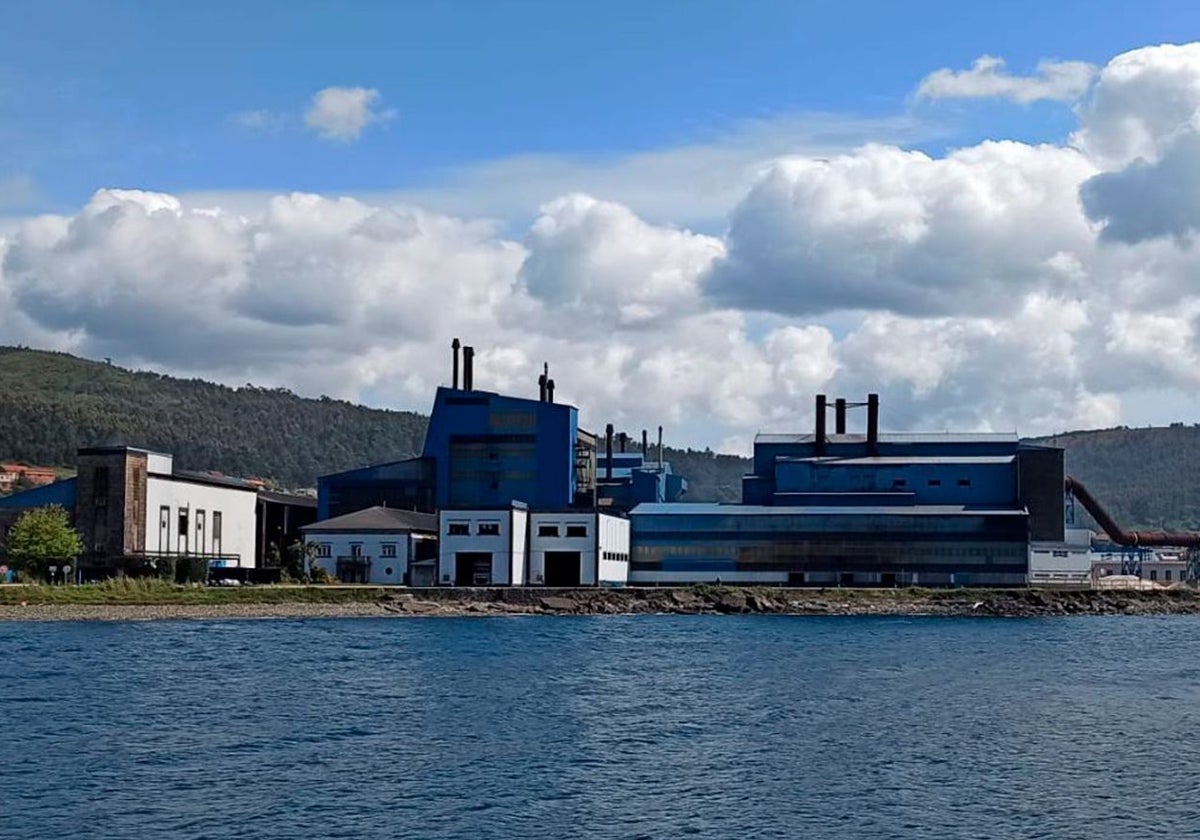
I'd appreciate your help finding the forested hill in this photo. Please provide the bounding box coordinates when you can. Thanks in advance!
[0,347,427,489]
[1,347,1197,529]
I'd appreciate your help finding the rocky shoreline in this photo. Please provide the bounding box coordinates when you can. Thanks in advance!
[4,586,1200,621]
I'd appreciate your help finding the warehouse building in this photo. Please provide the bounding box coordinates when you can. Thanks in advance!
[528,511,630,586]
[438,504,530,586]
[302,506,437,585]
[630,394,1064,587]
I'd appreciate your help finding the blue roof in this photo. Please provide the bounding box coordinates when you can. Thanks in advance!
[630,502,1027,517]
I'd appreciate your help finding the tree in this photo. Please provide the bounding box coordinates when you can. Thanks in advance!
[5,505,84,581]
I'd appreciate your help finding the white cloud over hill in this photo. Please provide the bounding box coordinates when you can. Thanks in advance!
[6,43,1200,451]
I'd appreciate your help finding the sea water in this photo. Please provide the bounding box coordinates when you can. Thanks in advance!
[3,615,1199,839]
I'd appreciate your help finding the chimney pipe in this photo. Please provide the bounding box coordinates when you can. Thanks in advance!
[657,425,663,468]
[462,346,475,391]
[451,338,461,389]
[642,429,649,457]
[546,379,555,403]
[835,397,847,435]
[538,362,548,402]
[867,392,880,455]
[814,394,827,456]
[605,423,614,480]
[619,432,628,453]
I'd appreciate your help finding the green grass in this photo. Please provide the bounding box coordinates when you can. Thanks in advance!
[0,579,395,606]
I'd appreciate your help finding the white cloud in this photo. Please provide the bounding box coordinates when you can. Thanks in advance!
[230,109,286,133]
[304,86,395,142]
[15,42,1200,453]
[916,55,1097,103]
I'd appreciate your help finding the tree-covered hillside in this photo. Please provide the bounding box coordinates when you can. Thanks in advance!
[2,347,1198,530]
[0,347,427,489]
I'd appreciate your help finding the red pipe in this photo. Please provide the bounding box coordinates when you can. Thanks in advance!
[1065,476,1200,547]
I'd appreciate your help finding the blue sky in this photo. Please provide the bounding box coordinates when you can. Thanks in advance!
[6,4,1200,448]
[4,0,1198,212]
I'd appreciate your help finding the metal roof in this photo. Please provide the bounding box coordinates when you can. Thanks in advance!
[754,432,1019,445]
[776,455,1016,466]
[630,503,1027,517]
[302,506,438,533]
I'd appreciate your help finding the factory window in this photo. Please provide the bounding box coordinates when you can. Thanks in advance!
[478,521,501,536]
[177,509,189,554]
[196,510,206,554]
[158,506,170,553]
[212,512,223,556]
[538,525,560,537]
[315,543,331,558]
[892,479,907,488]
[928,479,941,487]
[1150,570,1158,581]
[566,525,588,538]
[93,466,110,507]
[1053,550,1069,558]
[1165,570,1173,582]
[958,479,971,487]
[381,543,397,558]
[447,522,470,536]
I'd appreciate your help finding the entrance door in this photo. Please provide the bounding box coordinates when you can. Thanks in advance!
[544,551,582,587]
[455,552,492,586]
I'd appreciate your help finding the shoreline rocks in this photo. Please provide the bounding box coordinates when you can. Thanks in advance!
[3,586,1200,622]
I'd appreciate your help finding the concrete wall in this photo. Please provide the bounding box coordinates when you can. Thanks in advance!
[145,476,257,568]
[438,508,528,585]
[597,513,630,585]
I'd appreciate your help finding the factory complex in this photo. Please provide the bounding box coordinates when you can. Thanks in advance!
[2,339,1196,588]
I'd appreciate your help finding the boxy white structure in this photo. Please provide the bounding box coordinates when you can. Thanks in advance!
[438,505,529,586]
[302,506,438,584]
[528,512,629,586]
[1028,527,1093,587]
[144,453,258,568]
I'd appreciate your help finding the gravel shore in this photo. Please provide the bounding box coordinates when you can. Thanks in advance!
[4,586,1200,621]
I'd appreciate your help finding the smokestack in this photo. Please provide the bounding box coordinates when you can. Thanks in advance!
[657,425,663,467]
[619,432,628,453]
[815,394,827,456]
[835,397,847,435]
[451,338,461,389]
[538,362,548,402]
[462,346,475,391]
[546,379,555,403]
[867,392,880,455]
[605,423,614,480]
[642,429,648,457]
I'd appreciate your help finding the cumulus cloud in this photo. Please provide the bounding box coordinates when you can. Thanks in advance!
[14,42,1200,451]
[304,86,395,142]
[916,55,1097,103]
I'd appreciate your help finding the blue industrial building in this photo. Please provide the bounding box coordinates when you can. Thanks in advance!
[630,394,1064,587]
[317,342,686,523]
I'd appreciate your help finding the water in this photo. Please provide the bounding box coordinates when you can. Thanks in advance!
[3,615,1199,839]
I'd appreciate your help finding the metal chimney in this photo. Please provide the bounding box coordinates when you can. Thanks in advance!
[451,338,461,389]
[642,429,649,457]
[657,425,663,468]
[546,379,555,403]
[462,346,475,391]
[538,362,548,402]
[835,397,847,435]
[619,432,628,453]
[605,423,614,480]
[867,393,880,455]
[815,394,827,456]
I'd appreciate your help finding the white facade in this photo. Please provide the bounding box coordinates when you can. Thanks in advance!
[305,532,436,585]
[438,507,528,586]
[528,512,629,586]
[1029,528,1093,586]
[144,475,258,568]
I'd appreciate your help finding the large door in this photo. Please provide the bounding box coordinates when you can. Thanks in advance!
[544,551,582,587]
[455,552,493,586]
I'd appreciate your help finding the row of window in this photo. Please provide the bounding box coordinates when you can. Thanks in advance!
[313,543,398,559]
[892,478,972,488]
[602,551,629,563]
[157,506,223,556]
[537,524,589,538]
[447,521,500,536]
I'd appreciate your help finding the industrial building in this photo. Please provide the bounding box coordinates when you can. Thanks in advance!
[0,446,315,578]
[630,394,1065,587]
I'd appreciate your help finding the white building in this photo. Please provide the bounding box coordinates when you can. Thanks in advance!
[528,511,629,586]
[143,451,259,569]
[1028,528,1093,587]
[438,505,529,586]
[302,506,438,584]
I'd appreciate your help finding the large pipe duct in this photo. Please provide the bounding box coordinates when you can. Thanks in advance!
[1066,476,1200,547]
[451,338,461,389]
[605,423,614,480]
[866,393,880,455]
[835,398,847,435]
[462,346,475,391]
[814,394,827,455]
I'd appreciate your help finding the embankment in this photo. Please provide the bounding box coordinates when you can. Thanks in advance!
[2,584,1200,621]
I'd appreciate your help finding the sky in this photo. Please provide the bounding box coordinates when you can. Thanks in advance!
[4,1,1200,453]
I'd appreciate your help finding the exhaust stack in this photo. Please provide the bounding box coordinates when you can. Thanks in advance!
[835,397,847,435]
[462,346,475,391]
[605,424,614,480]
[866,393,879,455]
[814,394,827,455]
[451,338,461,389]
